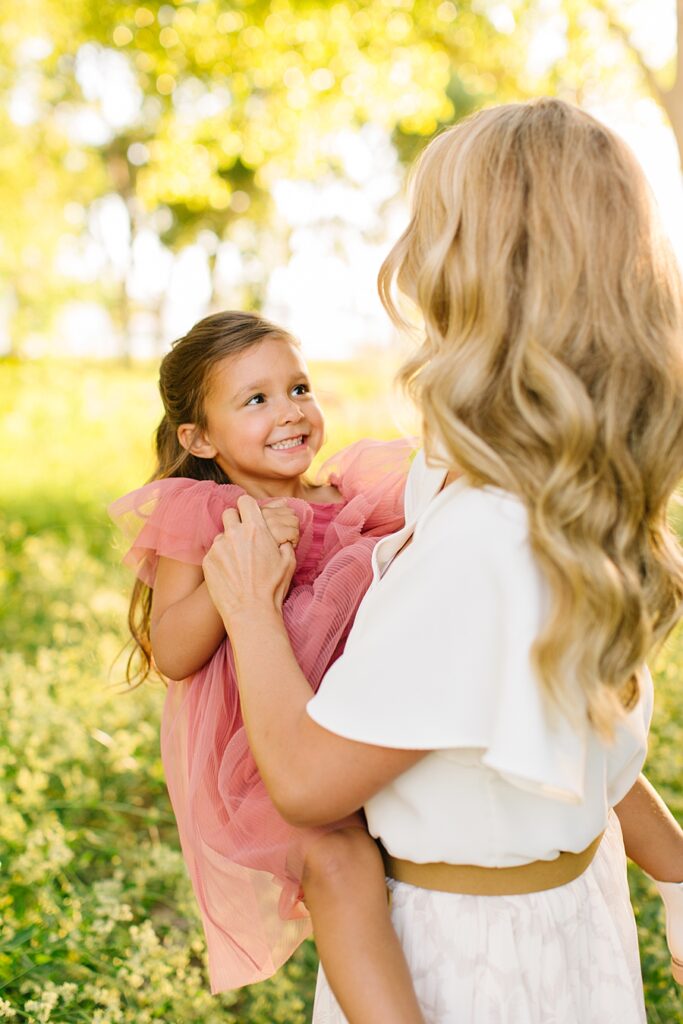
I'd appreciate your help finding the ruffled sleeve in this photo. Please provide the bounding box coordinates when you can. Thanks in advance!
[108,478,246,587]
[319,438,415,509]
[307,482,651,803]
[315,437,416,550]
[318,436,415,491]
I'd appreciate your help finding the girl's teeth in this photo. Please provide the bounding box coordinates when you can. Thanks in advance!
[270,436,303,450]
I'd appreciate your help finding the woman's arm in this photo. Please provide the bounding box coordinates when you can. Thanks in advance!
[203,498,427,827]
[151,557,226,680]
[229,607,426,826]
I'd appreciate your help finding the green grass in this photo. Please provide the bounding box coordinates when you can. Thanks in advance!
[1,359,682,1022]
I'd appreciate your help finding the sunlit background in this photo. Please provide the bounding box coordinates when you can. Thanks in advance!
[3,5,683,1023]
[2,0,681,362]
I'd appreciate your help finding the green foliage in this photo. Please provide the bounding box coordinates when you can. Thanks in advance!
[1,361,682,1022]
[0,357,406,1023]
[0,492,324,1022]
[5,0,653,355]
[2,0,533,351]
[631,633,683,1022]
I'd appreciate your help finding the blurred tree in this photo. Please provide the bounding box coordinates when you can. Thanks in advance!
[0,5,107,353]
[606,0,679,167]
[593,0,683,168]
[1,0,547,356]
[1,0,679,358]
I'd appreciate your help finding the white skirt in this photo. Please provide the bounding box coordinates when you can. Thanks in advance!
[312,811,645,1024]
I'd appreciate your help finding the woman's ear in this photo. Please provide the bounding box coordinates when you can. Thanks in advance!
[177,424,217,460]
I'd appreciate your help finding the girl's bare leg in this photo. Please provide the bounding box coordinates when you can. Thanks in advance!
[614,773,683,881]
[302,827,425,1024]
[615,772,683,983]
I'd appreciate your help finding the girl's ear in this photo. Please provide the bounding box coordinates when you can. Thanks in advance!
[177,424,217,460]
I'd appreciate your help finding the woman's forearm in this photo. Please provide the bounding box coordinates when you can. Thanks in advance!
[228,605,316,813]
[203,497,426,825]
[227,603,425,826]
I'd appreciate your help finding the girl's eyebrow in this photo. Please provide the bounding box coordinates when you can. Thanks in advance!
[232,380,268,400]
[232,374,309,401]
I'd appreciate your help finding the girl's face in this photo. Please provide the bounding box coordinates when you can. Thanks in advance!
[184,335,325,498]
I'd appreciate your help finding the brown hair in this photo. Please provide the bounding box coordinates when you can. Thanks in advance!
[127,310,297,686]
[379,98,683,736]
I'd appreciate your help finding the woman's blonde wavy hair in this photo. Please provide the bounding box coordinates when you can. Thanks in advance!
[379,98,683,737]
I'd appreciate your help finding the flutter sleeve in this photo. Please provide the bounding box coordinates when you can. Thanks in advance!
[318,437,415,518]
[306,484,652,803]
[108,478,244,587]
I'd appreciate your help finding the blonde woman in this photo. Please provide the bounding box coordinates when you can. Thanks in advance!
[201,100,683,1022]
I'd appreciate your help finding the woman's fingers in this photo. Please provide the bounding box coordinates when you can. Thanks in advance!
[221,506,241,530]
[220,495,265,534]
[221,498,299,546]
[220,499,300,555]
[236,493,264,522]
[204,494,297,626]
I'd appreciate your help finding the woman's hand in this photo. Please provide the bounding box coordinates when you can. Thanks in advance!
[202,495,297,627]
[261,500,300,549]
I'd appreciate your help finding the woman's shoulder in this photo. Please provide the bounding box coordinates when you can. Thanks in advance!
[404,448,444,520]
[417,479,529,554]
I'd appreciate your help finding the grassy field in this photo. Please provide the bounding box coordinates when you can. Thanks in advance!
[1,359,682,1023]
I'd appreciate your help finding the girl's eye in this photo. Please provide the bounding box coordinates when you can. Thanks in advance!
[245,393,265,406]
[292,383,310,397]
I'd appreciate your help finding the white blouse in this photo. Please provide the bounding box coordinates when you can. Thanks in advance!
[306,450,653,865]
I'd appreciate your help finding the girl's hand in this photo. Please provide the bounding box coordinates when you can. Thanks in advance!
[261,500,300,549]
[203,495,297,626]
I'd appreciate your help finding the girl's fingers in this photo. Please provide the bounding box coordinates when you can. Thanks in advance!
[262,509,299,530]
[220,502,300,556]
[280,542,296,570]
[204,499,297,622]
[260,505,300,548]
[274,541,297,610]
[262,506,297,524]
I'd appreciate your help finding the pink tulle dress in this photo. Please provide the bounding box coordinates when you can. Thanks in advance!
[109,439,413,992]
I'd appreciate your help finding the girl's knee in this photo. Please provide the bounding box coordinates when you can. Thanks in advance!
[302,827,384,895]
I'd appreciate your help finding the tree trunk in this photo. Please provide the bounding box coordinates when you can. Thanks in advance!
[661,0,683,168]
[592,0,683,170]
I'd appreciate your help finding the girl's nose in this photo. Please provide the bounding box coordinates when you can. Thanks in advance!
[279,397,305,424]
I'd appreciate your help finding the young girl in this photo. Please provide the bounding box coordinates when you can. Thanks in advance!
[111,307,683,1019]
[110,309,427,1023]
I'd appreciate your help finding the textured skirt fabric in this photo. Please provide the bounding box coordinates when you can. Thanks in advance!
[312,811,646,1024]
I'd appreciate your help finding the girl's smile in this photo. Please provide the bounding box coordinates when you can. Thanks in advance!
[178,334,325,499]
[268,434,308,451]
